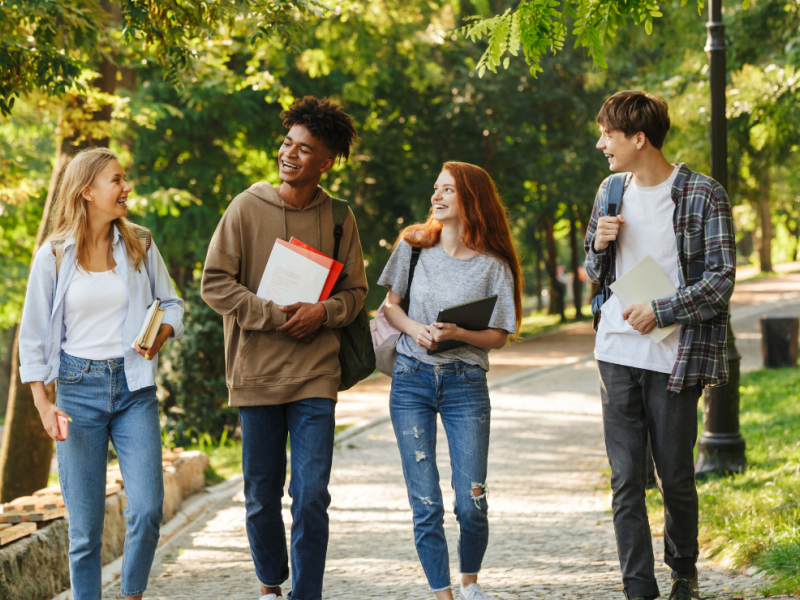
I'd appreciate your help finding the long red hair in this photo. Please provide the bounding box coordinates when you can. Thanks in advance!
[394,161,523,337]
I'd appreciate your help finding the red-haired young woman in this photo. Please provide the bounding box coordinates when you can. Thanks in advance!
[378,162,523,600]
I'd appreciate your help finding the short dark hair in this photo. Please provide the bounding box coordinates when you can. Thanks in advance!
[281,96,359,162]
[597,91,671,150]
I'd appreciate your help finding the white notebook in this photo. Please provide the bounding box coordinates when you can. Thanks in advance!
[609,254,679,343]
[256,239,333,306]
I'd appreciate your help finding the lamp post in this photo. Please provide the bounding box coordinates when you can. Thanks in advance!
[694,0,747,476]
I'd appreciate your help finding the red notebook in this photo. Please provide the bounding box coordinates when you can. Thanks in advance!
[289,238,344,301]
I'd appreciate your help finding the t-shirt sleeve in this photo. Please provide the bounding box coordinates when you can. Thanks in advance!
[377,239,413,298]
[488,260,518,334]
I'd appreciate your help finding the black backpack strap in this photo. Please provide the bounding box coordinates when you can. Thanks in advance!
[400,246,422,313]
[330,197,350,262]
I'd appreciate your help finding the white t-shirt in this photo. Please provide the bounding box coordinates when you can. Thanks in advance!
[595,165,681,374]
[62,268,129,360]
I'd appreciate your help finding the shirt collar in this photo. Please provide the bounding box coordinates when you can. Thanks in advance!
[671,163,692,204]
[59,224,122,250]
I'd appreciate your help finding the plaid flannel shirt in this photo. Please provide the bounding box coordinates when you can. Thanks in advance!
[583,163,736,393]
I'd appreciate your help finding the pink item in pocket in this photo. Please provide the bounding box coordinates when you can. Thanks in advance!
[57,415,69,440]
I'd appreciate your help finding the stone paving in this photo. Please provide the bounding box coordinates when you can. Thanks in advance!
[102,360,768,600]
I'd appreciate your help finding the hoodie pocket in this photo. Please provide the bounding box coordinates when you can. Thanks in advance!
[233,329,339,386]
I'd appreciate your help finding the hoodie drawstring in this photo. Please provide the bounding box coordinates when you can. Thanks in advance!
[282,204,287,241]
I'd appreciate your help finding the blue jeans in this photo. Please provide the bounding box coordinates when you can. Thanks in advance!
[55,352,164,599]
[239,398,336,600]
[389,354,491,592]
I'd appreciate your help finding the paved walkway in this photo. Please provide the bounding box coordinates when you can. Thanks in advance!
[95,271,800,599]
[102,360,766,600]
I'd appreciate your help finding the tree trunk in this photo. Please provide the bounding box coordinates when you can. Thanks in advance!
[792,225,800,263]
[542,218,565,321]
[758,163,772,273]
[535,230,543,312]
[0,141,72,502]
[569,216,583,318]
[0,60,117,502]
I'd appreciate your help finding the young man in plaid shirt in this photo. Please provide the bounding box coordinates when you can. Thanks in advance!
[584,91,736,600]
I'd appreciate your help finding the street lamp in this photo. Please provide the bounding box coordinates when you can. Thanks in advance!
[694,0,747,476]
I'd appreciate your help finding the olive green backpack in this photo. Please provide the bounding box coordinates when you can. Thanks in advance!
[331,198,376,390]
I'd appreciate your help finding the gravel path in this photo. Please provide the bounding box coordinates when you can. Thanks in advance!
[102,360,766,600]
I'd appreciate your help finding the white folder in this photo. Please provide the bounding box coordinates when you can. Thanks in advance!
[609,254,680,343]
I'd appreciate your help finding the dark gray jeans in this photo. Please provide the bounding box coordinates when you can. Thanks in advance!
[598,361,702,599]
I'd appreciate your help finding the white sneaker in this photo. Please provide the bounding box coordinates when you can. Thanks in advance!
[460,583,497,600]
[259,595,282,600]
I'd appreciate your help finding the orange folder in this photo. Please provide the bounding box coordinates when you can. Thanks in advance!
[289,238,344,301]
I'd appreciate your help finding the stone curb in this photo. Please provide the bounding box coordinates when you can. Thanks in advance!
[51,475,246,600]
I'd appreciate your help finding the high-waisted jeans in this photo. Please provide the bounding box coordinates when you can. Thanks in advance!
[389,354,492,592]
[56,352,164,599]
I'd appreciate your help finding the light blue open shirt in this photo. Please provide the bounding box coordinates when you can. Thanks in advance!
[19,226,184,391]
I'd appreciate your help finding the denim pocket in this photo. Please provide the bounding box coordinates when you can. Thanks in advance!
[393,360,409,376]
[460,366,487,384]
[58,365,84,385]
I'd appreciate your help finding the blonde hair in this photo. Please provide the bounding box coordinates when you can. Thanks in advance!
[47,147,146,271]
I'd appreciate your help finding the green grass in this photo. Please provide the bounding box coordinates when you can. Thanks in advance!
[517,306,592,340]
[644,368,800,595]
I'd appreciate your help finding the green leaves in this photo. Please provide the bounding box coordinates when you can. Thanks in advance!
[0,0,333,117]
[459,0,724,75]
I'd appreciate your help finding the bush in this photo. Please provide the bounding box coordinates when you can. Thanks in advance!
[158,284,237,445]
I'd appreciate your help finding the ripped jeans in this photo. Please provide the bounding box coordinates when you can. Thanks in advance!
[389,354,491,592]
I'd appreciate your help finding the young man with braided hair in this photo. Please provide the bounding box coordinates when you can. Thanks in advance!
[202,97,366,600]
[584,91,736,600]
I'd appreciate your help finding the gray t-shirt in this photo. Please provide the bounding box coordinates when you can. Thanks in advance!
[378,241,517,370]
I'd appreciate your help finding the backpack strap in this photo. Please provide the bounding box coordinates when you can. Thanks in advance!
[400,246,422,313]
[331,197,350,262]
[591,173,630,331]
[51,240,66,277]
[597,172,629,283]
[137,228,152,253]
[603,173,627,218]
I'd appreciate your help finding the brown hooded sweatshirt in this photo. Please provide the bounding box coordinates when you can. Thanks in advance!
[201,183,368,406]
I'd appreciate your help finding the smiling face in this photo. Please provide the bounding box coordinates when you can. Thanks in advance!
[278,124,335,185]
[82,159,131,223]
[431,169,461,223]
[596,125,645,172]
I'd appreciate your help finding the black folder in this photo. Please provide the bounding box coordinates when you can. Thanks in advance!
[427,294,498,355]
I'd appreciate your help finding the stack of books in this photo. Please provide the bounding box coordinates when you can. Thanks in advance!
[256,238,344,305]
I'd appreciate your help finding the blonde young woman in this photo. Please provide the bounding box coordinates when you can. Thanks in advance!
[18,148,183,599]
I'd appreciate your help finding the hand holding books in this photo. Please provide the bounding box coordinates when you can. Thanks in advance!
[132,298,173,359]
[256,237,343,343]
[277,302,327,343]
